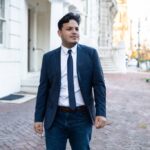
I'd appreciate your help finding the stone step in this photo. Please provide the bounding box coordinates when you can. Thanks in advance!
[21,76,39,94]
[100,57,118,73]
[21,85,38,94]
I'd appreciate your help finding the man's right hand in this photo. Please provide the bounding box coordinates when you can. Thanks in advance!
[34,122,43,135]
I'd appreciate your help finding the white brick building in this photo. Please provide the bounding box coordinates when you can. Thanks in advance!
[0,0,117,97]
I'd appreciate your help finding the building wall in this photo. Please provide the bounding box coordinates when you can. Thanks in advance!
[0,0,22,97]
[99,0,117,49]
[113,0,129,50]
[0,0,118,97]
[112,0,127,72]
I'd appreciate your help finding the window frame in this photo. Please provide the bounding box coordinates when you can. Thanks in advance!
[0,0,7,47]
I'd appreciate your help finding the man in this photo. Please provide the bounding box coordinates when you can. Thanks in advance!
[34,12,106,150]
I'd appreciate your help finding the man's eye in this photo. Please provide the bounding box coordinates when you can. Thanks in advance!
[66,28,72,30]
[66,28,79,31]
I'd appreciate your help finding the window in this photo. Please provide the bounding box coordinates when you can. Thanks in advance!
[0,0,5,44]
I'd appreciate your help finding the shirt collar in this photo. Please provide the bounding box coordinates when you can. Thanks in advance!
[61,44,77,55]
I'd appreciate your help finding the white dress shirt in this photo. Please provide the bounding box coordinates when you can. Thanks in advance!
[58,44,85,107]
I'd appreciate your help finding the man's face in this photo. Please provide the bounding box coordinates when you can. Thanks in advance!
[58,19,79,48]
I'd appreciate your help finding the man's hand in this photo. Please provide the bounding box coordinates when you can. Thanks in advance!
[34,122,43,135]
[95,116,107,129]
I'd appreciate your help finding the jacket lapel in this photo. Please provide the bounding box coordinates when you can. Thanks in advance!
[77,44,83,82]
[54,47,61,82]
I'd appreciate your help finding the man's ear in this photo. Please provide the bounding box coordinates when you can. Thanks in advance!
[58,30,61,37]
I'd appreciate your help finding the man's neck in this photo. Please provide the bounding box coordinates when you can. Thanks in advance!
[62,43,77,49]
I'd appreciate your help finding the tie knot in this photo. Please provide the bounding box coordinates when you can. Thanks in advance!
[68,49,72,55]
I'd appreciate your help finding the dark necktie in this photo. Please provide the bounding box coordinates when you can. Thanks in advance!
[67,50,76,110]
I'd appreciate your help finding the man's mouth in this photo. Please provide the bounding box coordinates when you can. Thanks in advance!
[70,36,78,39]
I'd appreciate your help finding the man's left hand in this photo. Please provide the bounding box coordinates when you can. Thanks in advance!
[95,116,107,129]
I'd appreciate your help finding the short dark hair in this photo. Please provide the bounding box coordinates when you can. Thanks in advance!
[58,12,81,30]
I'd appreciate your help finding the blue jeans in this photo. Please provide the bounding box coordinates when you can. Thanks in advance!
[45,108,92,150]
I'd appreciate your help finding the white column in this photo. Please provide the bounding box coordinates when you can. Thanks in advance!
[20,0,28,79]
[49,0,64,50]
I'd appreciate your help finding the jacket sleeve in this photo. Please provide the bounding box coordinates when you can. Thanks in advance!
[34,54,49,122]
[92,49,106,117]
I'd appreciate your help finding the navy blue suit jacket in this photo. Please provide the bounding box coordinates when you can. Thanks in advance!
[34,44,106,129]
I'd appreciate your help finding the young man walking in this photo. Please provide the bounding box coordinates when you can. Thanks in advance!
[34,12,106,150]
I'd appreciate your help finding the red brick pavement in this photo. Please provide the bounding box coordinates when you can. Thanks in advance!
[0,72,150,150]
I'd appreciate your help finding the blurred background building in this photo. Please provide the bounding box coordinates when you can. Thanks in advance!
[128,0,150,70]
[113,0,129,51]
[112,0,129,72]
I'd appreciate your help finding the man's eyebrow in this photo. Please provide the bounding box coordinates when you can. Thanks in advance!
[65,26,78,28]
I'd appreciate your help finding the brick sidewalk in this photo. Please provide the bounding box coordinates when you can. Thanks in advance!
[0,72,150,150]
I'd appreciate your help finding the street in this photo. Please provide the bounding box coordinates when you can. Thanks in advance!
[0,72,150,150]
